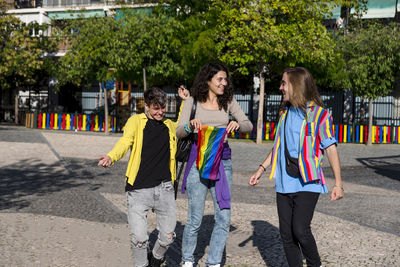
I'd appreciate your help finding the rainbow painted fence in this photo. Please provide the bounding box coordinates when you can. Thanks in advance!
[229,122,400,144]
[24,112,117,132]
[24,113,400,144]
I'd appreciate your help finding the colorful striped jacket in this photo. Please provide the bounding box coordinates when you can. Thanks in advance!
[269,102,335,185]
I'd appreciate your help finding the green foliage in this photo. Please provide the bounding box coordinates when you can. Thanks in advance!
[178,16,219,84]
[346,0,369,31]
[57,11,184,89]
[57,16,120,87]
[212,0,344,94]
[161,0,360,91]
[159,0,219,86]
[0,0,56,90]
[336,22,400,99]
[126,11,184,86]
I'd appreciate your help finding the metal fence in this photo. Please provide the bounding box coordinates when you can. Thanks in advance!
[80,90,400,127]
[353,95,400,126]
[235,91,345,124]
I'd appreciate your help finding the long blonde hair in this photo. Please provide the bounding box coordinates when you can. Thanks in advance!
[279,67,324,114]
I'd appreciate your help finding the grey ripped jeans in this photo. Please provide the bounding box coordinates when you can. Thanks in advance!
[126,181,177,267]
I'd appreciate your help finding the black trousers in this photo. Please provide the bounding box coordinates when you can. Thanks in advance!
[276,192,321,267]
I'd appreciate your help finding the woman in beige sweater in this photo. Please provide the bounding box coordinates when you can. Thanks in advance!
[177,63,253,267]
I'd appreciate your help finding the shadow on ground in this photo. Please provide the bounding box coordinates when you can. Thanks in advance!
[357,155,400,182]
[147,217,287,267]
[151,216,217,266]
[0,158,83,210]
[0,158,126,223]
[320,158,400,236]
[238,220,287,266]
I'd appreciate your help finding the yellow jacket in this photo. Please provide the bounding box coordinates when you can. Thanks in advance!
[107,113,177,186]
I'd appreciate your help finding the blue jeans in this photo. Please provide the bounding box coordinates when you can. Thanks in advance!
[181,159,232,265]
[126,181,177,267]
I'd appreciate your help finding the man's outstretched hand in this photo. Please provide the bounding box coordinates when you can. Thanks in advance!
[98,155,112,168]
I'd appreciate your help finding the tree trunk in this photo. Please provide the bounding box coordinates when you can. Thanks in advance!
[367,98,373,146]
[128,81,132,113]
[143,67,147,92]
[360,97,365,123]
[115,79,119,131]
[14,90,19,125]
[99,82,109,135]
[99,86,103,107]
[104,84,109,135]
[256,72,265,144]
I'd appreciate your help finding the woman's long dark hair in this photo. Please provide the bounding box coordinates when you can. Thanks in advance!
[279,67,324,114]
[191,62,233,111]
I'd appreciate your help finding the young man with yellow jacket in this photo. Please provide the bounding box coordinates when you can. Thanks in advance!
[98,87,188,267]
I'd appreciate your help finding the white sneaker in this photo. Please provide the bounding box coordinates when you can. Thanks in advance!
[182,262,193,267]
[207,265,220,267]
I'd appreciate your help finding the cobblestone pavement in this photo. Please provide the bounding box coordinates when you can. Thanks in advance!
[0,125,399,266]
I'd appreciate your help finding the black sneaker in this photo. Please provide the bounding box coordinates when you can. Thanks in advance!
[147,250,152,264]
[148,252,165,267]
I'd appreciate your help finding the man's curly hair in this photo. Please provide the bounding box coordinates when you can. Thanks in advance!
[144,87,167,107]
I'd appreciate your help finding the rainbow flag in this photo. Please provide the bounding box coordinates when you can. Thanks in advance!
[196,126,227,180]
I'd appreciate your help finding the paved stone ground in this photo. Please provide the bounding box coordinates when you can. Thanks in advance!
[0,125,399,266]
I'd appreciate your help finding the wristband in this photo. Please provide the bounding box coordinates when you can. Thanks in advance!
[259,164,266,172]
[333,185,344,191]
[184,122,193,133]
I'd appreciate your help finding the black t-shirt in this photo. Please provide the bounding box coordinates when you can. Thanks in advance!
[125,118,171,191]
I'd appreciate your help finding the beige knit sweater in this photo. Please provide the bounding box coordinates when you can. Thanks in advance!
[176,96,253,139]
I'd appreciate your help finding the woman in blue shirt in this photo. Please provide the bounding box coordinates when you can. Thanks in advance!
[249,67,344,267]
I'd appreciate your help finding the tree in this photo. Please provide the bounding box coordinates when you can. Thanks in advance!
[57,16,117,87]
[115,10,184,88]
[56,15,117,134]
[59,11,184,89]
[337,22,400,145]
[159,0,219,85]
[214,0,341,144]
[57,11,184,132]
[0,0,56,124]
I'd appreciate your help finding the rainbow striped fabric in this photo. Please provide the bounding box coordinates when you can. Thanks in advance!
[196,126,227,180]
[298,106,333,185]
[269,103,334,185]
